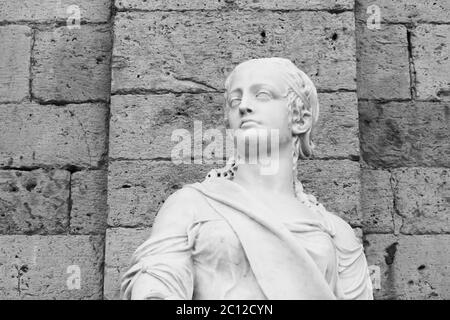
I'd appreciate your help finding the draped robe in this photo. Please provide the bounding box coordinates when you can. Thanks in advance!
[120,178,373,300]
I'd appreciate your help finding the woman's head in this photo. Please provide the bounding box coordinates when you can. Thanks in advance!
[224,57,319,161]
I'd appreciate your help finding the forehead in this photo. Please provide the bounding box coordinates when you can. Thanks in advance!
[227,61,289,94]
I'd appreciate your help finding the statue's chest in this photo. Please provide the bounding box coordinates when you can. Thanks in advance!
[190,217,335,274]
[192,219,247,268]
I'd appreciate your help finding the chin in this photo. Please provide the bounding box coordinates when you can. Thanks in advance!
[234,127,280,158]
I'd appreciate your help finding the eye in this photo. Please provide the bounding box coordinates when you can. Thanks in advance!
[256,91,272,100]
[229,98,241,108]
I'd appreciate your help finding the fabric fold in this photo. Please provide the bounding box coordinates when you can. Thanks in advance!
[185,179,337,300]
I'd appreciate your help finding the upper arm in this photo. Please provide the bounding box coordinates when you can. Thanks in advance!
[122,187,201,300]
[328,214,374,300]
[150,187,199,238]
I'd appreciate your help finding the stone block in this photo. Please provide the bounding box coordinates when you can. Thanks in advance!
[33,25,111,102]
[412,25,450,100]
[70,170,108,234]
[356,23,410,100]
[356,0,450,24]
[112,11,355,93]
[0,102,108,168]
[365,234,450,299]
[0,26,31,103]
[0,0,111,23]
[392,168,450,234]
[115,0,354,11]
[359,100,450,168]
[0,235,104,299]
[0,169,70,235]
[361,169,396,234]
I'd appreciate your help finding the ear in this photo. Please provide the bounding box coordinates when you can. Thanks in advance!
[292,109,312,135]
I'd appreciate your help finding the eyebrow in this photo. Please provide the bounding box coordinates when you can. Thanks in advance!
[229,83,281,95]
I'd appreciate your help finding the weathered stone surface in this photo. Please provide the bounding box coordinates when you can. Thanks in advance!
[297,160,361,226]
[359,101,450,168]
[33,25,112,102]
[112,11,355,93]
[110,92,358,161]
[109,93,226,161]
[0,103,108,168]
[356,0,450,24]
[0,235,104,299]
[70,170,108,234]
[361,169,395,234]
[0,26,31,103]
[314,92,359,159]
[365,234,450,299]
[0,0,111,23]
[363,233,398,300]
[0,169,70,235]
[356,23,410,100]
[412,25,450,101]
[392,168,450,235]
[104,227,151,300]
[115,0,353,11]
[108,161,214,227]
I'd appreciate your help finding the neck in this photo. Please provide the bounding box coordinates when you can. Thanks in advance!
[232,144,296,197]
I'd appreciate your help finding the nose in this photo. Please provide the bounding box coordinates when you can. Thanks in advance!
[238,94,254,115]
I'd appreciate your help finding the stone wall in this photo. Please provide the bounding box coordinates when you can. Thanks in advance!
[356,0,450,299]
[0,0,448,300]
[0,0,112,299]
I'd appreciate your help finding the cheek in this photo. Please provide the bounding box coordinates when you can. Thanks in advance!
[264,103,290,130]
[268,104,292,143]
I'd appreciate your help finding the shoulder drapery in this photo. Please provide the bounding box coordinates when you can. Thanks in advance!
[120,188,199,300]
[120,178,373,300]
[185,179,337,300]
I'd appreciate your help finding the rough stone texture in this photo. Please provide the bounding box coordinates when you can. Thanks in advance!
[313,92,359,159]
[110,92,358,161]
[70,170,108,234]
[0,103,108,169]
[356,23,410,100]
[365,234,450,299]
[104,227,151,300]
[412,25,450,101]
[108,161,214,227]
[0,0,111,23]
[33,25,112,102]
[359,100,450,168]
[361,169,396,234]
[109,93,226,161]
[0,235,104,299]
[115,0,354,11]
[0,169,70,235]
[0,26,31,103]
[356,0,450,24]
[297,160,361,226]
[392,168,450,235]
[364,233,398,300]
[112,11,356,93]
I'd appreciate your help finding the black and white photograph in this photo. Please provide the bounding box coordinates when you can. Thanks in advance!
[0,0,449,305]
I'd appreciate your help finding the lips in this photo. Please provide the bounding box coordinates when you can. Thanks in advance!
[240,119,260,128]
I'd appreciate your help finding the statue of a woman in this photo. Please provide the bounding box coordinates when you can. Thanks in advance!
[120,58,374,300]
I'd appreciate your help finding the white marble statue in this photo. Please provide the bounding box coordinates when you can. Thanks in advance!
[120,57,374,300]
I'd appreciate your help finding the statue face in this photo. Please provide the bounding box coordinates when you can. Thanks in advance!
[226,61,293,148]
